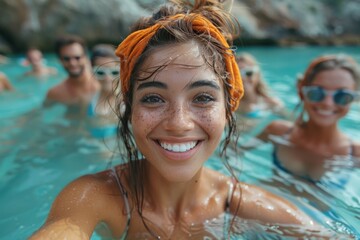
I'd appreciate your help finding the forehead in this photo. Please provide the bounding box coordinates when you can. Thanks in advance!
[138,42,219,81]
[142,42,203,68]
[312,68,356,89]
[28,50,41,57]
[93,56,118,67]
[60,43,84,56]
[237,61,253,69]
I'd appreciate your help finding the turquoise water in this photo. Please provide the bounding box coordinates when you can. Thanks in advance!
[0,46,359,239]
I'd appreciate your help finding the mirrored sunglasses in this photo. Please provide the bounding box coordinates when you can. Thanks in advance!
[240,66,259,78]
[94,67,120,80]
[301,86,360,106]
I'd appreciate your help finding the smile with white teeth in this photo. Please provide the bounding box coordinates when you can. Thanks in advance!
[316,109,334,116]
[159,141,197,153]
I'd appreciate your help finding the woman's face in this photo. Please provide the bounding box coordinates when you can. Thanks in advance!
[131,41,227,182]
[302,68,356,127]
[93,57,119,92]
[237,60,259,92]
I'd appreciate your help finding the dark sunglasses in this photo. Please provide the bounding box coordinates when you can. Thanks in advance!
[301,86,359,106]
[94,67,120,80]
[61,55,83,62]
[240,66,259,78]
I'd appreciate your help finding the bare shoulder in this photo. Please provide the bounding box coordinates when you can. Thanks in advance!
[0,72,9,82]
[30,170,125,239]
[257,120,293,141]
[352,141,360,158]
[46,82,65,100]
[230,182,315,226]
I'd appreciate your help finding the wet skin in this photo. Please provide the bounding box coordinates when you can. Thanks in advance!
[131,41,227,183]
[30,42,326,240]
[59,43,87,78]
[302,68,356,127]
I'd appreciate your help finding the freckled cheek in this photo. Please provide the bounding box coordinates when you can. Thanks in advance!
[132,108,164,132]
[196,107,226,134]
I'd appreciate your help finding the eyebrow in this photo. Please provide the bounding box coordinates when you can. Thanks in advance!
[136,79,220,91]
[187,80,220,90]
[137,81,167,90]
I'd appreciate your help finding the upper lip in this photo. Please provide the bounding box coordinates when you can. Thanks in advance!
[152,137,204,148]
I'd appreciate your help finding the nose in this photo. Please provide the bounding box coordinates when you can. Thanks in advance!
[68,58,79,65]
[103,74,113,82]
[163,101,194,133]
[322,92,335,106]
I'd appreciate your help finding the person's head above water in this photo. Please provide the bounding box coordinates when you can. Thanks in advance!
[90,44,117,67]
[300,54,360,89]
[91,44,119,93]
[54,34,89,79]
[296,54,360,124]
[115,0,243,112]
[26,48,44,67]
[114,0,244,184]
[235,52,281,104]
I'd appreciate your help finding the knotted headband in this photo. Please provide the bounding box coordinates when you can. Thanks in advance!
[115,13,243,111]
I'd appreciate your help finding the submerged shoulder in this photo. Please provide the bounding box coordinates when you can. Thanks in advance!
[230,183,314,226]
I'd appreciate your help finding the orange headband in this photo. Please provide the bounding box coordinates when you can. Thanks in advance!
[115,13,243,111]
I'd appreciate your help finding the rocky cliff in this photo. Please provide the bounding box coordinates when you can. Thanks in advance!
[0,0,359,53]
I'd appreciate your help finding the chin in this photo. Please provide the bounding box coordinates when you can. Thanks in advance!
[311,118,339,127]
[68,68,84,78]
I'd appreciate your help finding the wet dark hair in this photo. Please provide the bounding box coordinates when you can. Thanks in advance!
[90,44,117,66]
[54,34,87,57]
[115,0,241,237]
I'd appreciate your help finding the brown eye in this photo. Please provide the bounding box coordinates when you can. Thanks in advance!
[194,93,215,104]
[141,95,164,104]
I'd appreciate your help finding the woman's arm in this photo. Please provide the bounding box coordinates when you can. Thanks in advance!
[0,72,14,91]
[256,120,293,142]
[29,218,89,240]
[29,173,125,240]
[238,120,292,150]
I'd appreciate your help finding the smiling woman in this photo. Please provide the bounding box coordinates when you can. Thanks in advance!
[256,54,360,181]
[29,0,344,239]
[131,42,227,182]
